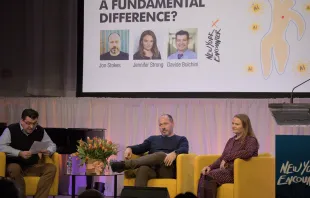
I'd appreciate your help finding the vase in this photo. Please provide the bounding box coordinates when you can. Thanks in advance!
[86,159,106,175]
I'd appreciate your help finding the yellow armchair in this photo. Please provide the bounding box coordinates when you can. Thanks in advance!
[124,153,197,198]
[0,152,60,197]
[0,152,5,177]
[194,153,275,198]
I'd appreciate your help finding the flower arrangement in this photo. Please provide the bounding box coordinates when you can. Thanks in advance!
[72,136,119,171]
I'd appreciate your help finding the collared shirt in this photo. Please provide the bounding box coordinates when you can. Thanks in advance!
[167,49,197,60]
[0,123,57,157]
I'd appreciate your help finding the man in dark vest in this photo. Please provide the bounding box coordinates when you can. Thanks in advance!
[110,114,189,187]
[0,109,57,198]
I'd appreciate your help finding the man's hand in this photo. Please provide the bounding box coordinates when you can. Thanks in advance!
[124,147,133,160]
[40,150,51,156]
[19,151,32,159]
[220,160,226,169]
[164,151,177,166]
[201,166,211,175]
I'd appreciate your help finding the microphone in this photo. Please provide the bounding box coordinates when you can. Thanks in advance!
[290,78,310,104]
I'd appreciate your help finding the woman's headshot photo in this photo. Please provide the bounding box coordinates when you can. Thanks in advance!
[133,30,161,60]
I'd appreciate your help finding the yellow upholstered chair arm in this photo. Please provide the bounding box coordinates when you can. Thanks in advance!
[234,156,275,198]
[193,155,220,195]
[0,152,6,177]
[176,154,197,194]
[258,152,272,157]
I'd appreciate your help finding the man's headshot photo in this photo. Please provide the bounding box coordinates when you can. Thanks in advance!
[168,29,197,60]
[100,30,129,60]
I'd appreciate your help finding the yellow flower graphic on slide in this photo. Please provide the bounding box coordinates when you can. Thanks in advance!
[250,23,261,32]
[246,65,256,73]
[250,1,265,14]
[260,0,306,79]
[305,4,310,12]
[295,61,308,74]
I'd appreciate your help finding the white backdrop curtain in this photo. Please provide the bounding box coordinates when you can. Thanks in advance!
[1,97,310,196]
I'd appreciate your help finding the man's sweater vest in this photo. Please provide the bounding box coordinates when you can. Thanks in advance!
[6,123,44,168]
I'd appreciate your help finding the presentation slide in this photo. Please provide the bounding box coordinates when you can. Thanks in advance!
[82,0,310,93]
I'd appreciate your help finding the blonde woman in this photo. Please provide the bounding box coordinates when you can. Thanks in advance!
[198,114,259,198]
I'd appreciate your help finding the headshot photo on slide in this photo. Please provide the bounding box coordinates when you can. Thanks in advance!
[167,28,197,60]
[100,30,129,60]
[133,30,162,60]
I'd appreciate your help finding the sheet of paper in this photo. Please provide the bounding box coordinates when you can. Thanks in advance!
[29,141,49,154]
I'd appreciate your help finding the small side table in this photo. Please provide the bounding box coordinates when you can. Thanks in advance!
[64,172,123,198]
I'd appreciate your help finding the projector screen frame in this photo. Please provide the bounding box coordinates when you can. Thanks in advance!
[76,0,310,99]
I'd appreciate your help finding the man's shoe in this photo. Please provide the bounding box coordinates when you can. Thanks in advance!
[110,161,125,173]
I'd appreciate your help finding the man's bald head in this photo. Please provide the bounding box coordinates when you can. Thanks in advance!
[108,32,120,41]
[108,32,121,56]
[159,114,174,123]
[158,114,174,137]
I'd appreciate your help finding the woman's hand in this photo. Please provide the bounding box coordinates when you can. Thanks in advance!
[220,160,226,169]
[201,166,211,175]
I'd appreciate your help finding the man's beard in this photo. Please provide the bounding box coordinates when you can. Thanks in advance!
[110,47,119,55]
[161,130,170,136]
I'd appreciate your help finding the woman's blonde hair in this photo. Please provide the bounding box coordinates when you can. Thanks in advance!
[234,114,259,147]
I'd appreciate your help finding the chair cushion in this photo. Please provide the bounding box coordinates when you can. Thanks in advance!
[217,184,234,198]
[124,178,177,198]
[24,177,40,195]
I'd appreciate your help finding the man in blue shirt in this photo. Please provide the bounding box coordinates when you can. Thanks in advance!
[111,114,189,187]
[0,109,57,198]
[168,30,197,60]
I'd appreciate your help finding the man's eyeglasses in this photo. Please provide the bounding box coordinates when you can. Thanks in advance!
[23,120,38,127]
